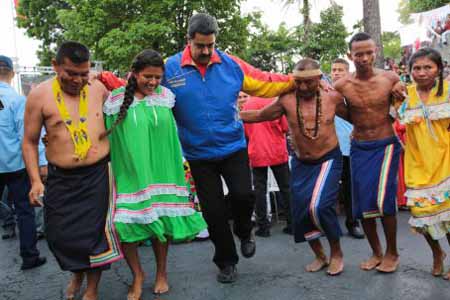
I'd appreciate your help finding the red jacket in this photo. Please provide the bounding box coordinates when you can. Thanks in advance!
[243,97,289,167]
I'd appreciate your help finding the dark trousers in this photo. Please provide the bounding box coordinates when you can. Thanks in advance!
[188,149,254,269]
[252,162,292,229]
[340,156,355,226]
[0,187,16,228]
[0,169,39,260]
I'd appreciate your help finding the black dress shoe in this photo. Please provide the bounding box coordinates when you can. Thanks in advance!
[21,256,47,270]
[217,265,237,283]
[2,227,16,240]
[240,237,256,258]
[255,228,270,238]
[347,225,365,239]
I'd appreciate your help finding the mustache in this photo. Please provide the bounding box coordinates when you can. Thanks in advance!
[297,91,316,97]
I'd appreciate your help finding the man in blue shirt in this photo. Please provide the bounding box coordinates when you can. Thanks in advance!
[0,55,47,269]
[331,58,364,239]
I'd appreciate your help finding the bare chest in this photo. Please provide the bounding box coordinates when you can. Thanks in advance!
[343,79,392,110]
[42,92,104,132]
[283,96,336,130]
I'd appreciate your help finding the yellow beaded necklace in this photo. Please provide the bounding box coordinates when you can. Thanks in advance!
[52,79,91,160]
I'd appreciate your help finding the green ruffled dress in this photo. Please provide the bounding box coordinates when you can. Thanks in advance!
[104,85,207,243]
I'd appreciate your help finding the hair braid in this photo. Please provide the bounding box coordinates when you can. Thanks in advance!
[102,76,137,137]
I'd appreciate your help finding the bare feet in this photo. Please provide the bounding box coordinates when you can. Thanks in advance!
[305,256,328,272]
[82,294,97,300]
[327,255,344,276]
[432,252,446,277]
[127,271,145,300]
[376,254,400,273]
[153,272,169,295]
[66,273,84,300]
[360,255,382,271]
[443,269,450,280]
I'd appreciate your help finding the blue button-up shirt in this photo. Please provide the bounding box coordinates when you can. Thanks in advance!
[334,116,352,157]
[0,82,47,173]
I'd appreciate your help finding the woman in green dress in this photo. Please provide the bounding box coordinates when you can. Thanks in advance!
[103,49,207,299]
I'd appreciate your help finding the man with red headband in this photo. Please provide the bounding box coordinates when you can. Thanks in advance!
[241,58,347,276]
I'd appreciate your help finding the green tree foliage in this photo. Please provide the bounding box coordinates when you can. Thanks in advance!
[382,31,402,61]
[241,13,297,72]
[241,4,348,73]
[398,0,449,24]
[299,3,348,72]
[17,0,251,72]
[17,0,70,65]
[17,0,348,74]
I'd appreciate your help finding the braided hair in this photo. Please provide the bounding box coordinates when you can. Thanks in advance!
[103,49,164,136]
[409,47,444,97]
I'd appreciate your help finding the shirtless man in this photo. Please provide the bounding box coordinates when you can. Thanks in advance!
[22,41,122,300]
[334,32,402,273]
[241,58,346,276]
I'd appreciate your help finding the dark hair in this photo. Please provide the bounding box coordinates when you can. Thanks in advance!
[188,13,219,39]
[55,41,90,65]
[332,58,349,68]
[348,32,372,51]
[294,58,320,71]
[104,49,164,137]
[408,47,444,97]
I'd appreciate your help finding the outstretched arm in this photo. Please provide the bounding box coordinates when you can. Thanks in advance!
[329,90,349,121]
[240,98,285,123]
[229,55,295,98]
[391,80,407,101]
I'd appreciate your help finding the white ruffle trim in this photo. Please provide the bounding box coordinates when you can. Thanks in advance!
[116,185,189,204]
[104,87,175,115]
[409,211,450,240]
[399,102,450,124]
[405,176,450,206]
[409,209,450,227]
[114,206,198,224]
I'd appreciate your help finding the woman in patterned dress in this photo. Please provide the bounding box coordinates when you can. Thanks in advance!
[103,50,207,299]
[398,48,450,279]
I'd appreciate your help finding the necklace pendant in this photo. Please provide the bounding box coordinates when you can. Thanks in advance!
[296,90,322,140]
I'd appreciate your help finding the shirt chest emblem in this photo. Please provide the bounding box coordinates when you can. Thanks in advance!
[168,78,186,88]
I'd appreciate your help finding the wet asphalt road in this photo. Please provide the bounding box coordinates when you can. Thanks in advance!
[0,211,449,300]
